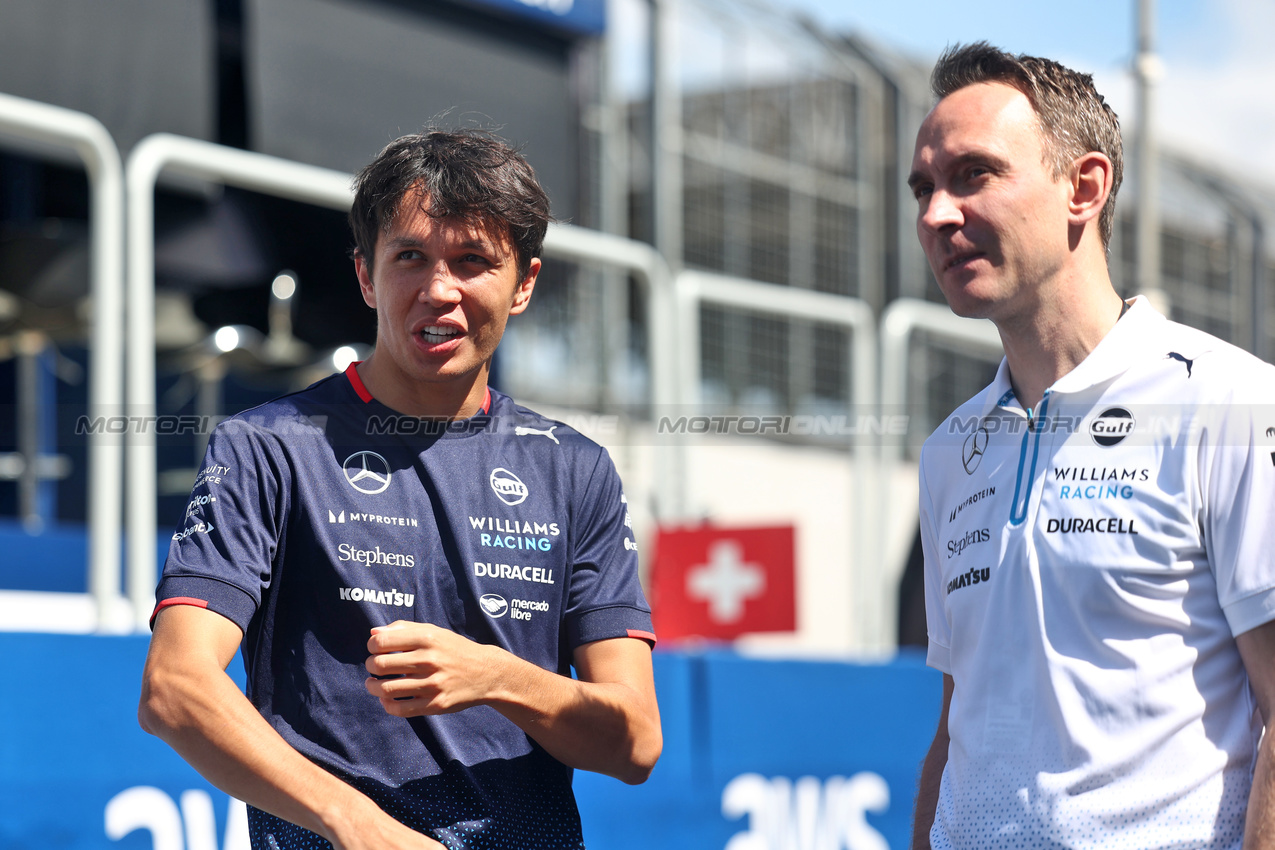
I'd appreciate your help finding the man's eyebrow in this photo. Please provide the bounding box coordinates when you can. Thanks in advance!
[383,235,423,251]
[906,152,1011,191]
[457,237,498,253]
[381,235,501,254]
[950,151,1010,172]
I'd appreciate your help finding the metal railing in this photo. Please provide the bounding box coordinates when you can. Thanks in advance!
[675,270,891,649]
[123,133,683,630]
[0,108,1000,649]
[0,108,1001,647]
[880,298,1003,464]
[124,134,357,630]
[0,92,127,632]
[877,298,1001,643]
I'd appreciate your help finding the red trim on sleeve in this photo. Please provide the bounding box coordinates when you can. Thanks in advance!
[149,596,210,627]
[627,628,657,646]
[345,361,373,403]
[154,597,209,614]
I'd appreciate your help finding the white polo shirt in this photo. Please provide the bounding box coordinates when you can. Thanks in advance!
[921,297,1275,849]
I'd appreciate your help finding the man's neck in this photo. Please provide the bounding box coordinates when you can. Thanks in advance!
[355,356,490,420]
[997,269,1125,414]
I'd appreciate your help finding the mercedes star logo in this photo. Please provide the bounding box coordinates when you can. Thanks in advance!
[962,426,989,475]
[343,450,391,495]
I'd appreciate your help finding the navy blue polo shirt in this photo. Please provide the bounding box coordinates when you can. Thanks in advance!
[156,365,654,850]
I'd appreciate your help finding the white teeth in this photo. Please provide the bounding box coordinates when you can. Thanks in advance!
[419,325,460,339]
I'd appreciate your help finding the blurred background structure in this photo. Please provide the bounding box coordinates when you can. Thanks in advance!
[1,0,1273,846]
[2,0,1272,650]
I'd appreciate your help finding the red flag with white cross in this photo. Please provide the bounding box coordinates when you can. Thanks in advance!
[649,524,796,642]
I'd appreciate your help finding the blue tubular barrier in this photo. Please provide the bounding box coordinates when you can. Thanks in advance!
[0,635,941,849]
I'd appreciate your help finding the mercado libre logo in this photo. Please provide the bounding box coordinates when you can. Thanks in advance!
[480,594,509,618]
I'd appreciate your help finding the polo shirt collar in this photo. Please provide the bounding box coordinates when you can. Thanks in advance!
[979,295,1165,416]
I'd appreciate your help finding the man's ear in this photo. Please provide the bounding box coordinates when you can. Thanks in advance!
[354,252,377,310]
[509,257,541,316]
[1068,151,1113,229]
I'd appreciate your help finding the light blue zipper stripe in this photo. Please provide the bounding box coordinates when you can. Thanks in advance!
[1010,390,1050,526]
[1009,414,1032,524]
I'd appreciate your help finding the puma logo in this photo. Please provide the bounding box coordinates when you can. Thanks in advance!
[1166,352,1194,378]
[515,425,559,445]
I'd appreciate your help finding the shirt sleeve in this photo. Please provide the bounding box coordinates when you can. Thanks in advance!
[152,417,291,633]
[919,454,953,673]
[1200,369,1275,638]
[562,445,655,649]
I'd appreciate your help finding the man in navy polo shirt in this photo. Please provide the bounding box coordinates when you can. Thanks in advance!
[139,129,661,850]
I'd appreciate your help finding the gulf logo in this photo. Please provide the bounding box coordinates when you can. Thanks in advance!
[489,468,529,505]
[1090,407,1134,447]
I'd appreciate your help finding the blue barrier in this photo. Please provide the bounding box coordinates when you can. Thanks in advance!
[0,522,170,594]
[0,521,98,593]
[0,634,941,849]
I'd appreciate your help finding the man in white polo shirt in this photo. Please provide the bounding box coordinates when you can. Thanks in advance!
[907,42,1275,849]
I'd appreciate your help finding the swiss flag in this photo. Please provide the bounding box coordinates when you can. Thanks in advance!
[649,524,796,642]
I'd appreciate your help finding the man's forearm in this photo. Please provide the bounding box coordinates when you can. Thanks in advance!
[141,659,366,841]
[366,625,661,783]
[141,607,440,850]
[1243,724,1275,849]
[911,730,947,850]
[1236,623,1275,849]
[912,673,953,850]
[484,649,661,784]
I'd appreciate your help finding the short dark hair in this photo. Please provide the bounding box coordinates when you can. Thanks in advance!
[930,42,1123,248]
[349,128,552,280]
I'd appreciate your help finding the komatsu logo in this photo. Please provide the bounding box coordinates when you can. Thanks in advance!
[947,567,991,595]
[489,468,529,505]
[338,586,415,607]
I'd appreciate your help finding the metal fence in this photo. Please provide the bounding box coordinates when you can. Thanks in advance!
[0,91,126,631]
[3,0,1275,652]
[575,0,1275,453]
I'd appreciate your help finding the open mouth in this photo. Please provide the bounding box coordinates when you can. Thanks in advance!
[944,251,984,272]
[418,325,462,344]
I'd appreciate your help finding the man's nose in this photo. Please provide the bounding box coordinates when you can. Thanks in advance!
[420,262,462,305]
[919,188,963,232]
